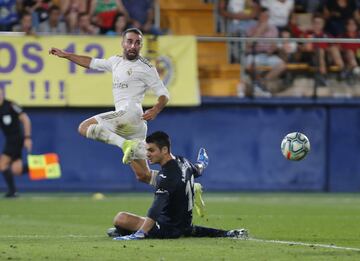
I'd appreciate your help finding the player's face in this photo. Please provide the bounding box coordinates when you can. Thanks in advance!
[122,32,142,60]
[146,143,166,164]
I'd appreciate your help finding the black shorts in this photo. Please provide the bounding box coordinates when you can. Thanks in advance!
[3,136,24,160]
[147,221,183,239]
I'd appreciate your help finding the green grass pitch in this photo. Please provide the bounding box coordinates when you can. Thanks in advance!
[1,193,360,260]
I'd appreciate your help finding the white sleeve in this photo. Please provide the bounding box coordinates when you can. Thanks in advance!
[89,56,115,72]
[144,67,170,99]
[149,169,159,187]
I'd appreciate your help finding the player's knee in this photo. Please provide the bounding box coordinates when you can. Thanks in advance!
[113,212,127,226]
[11,166,22,176]
[0,161,10,172]
[78,122,88,137]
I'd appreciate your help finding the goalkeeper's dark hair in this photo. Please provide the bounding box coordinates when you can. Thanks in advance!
[146,131,171,152]
[122,28,143,37]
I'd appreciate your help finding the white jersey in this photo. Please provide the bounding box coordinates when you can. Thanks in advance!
[90,55,169,111]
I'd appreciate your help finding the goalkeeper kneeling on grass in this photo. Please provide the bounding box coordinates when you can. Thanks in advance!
[107,131,248,240]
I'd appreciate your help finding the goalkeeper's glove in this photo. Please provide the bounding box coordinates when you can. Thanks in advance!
[197,148,209,169]
[113,229,145,241]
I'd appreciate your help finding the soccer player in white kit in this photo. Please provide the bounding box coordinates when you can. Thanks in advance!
[49,28,169,182]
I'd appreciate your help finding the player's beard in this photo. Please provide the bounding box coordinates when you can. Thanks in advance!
[125,49,139,60]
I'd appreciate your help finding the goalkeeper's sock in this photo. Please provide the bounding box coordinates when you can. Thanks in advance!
[86,124,125,148]
[194,183,205,217]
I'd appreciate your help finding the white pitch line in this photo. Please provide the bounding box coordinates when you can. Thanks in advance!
[247,238,360,252]
[1,235,360,252]
[0,235,104,239]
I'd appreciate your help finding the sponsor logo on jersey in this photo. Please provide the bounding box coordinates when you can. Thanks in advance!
[155,188,168,194]
[113,82,129,89]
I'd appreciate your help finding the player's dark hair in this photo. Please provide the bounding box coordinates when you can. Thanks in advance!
[122,27,143,37]
[146,131,171,152]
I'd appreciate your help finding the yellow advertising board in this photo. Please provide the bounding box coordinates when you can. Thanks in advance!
[0,35,200,107]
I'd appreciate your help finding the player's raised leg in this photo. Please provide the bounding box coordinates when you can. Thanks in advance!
[78,116,126,148]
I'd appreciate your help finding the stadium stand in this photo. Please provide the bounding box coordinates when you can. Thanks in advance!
[160,0,241,96]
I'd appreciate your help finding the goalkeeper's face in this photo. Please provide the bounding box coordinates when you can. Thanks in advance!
[122,32,143,60]
[146,143,168,165]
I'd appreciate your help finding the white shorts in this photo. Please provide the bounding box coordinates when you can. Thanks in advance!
[94,103,147,140]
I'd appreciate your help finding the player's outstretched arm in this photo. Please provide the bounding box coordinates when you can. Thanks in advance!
[142,95,169,121]
[49,47,92,68]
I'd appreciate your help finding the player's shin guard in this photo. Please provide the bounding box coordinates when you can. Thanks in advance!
[86,124,125,147]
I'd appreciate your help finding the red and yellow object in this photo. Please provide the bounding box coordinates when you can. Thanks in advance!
[27,153,61,180]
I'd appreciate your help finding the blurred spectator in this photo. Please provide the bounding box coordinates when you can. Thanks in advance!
[294,0,324,13]
[22,0,53,28]
[60,0,88,33]
[288,12,304,37]
[89,0,128,34]
[218,0,259,36]
[74,12,99,35]
[260,0,294,31]
[277,28,298,63]
[12,11,35,35]
[0,0,22,31]
[106,12,128,35]
[122,0,162,35]
[340,18,360,77]
[323,0,359,36]
[302,14,344,86]
[246,7,286,95]
[37,5,66,34]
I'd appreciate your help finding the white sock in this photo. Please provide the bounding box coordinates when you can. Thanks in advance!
[133,140,147,159]
[86,124,125,148]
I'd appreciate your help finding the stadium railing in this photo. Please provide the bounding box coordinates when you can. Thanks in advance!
[197,36,360,99]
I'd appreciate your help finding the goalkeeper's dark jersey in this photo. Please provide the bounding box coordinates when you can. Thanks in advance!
[147,156,200,232]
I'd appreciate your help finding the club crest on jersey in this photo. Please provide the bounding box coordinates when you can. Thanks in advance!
[2,115,12,125]
[127,68,132,76]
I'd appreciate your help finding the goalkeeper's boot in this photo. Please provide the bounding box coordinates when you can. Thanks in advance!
[106,227,121,238]
[194,183,205,217]
[122,140,139,164]
[226,229,249,239]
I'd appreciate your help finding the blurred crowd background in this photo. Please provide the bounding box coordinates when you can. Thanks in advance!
[2,0,360,98]
[0,0,162,36]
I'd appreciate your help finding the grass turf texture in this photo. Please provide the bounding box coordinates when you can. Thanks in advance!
[1,193,360,260]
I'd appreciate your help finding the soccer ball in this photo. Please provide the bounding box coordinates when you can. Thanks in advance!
[281,132,310,161]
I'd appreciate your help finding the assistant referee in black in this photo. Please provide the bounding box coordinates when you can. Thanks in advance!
[0,88,32,198]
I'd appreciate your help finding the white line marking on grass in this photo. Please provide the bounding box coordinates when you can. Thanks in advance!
[247,238,360,252]
[0,235,104,239]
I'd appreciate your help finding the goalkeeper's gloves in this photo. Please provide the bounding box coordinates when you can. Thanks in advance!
[197,148,209,169]
[113,229,146,241]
